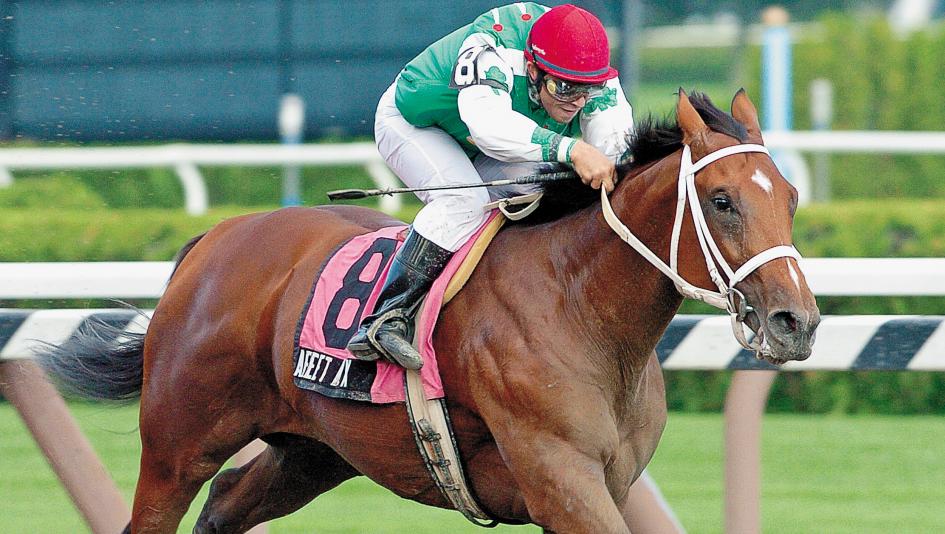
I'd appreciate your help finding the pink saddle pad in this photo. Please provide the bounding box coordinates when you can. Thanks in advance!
[293,214,497,404]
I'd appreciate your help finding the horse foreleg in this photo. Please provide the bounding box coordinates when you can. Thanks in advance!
[194,435,358,533]
[481,433,625,534]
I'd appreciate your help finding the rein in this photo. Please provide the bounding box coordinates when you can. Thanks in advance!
[601,143,801,359]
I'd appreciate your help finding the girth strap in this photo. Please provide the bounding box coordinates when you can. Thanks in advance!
[401,214,510,527]
[404,366,497,526]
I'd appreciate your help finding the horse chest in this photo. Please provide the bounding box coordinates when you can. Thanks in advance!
[610,424,663,487]
[601,357,669,494]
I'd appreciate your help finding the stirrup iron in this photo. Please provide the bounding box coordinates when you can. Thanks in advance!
[365,309,423,370]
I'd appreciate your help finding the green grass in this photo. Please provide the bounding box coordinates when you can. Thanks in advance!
[3,403,945,533]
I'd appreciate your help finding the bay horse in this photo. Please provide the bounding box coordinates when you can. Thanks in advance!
[39,90,819,533]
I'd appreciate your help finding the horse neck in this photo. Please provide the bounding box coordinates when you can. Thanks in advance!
[543,154,685,391]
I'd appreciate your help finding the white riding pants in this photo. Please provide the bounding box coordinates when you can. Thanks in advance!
[375,83,543,251]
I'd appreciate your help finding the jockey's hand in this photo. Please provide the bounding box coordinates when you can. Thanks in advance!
[570,140,616,193]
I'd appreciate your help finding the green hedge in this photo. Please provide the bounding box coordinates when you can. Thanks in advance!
[1,208,230,262]
[5,200,943,261]
[743,14,945,199]
[0,204,421,262]
[2,201,944,413]
[3,160,396,210]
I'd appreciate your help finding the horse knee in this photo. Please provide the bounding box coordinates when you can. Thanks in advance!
[193,515,242,534]
[195,466,255,534]
[204,466,243,504]
[193,517,239,534]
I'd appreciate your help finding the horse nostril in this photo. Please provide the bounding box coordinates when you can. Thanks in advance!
[768,310,800,335]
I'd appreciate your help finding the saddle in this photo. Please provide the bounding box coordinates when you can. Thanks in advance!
[292,210,505,402]
[293,197,544,525]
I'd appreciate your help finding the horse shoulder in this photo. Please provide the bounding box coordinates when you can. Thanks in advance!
[434,226,668,520]
[441,269,621,455]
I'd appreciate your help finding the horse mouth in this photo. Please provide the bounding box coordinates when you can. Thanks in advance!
[746,310,816,365]
[760,350,808,366]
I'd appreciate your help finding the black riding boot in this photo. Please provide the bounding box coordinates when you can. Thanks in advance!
[346,229,453,369]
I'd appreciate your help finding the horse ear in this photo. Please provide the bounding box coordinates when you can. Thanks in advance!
[677,88,709,146]
[731,88,764,143]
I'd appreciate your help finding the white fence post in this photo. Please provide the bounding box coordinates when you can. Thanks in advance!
[0,359,131,533]
[365,159,403,214]
[174,162,209,216]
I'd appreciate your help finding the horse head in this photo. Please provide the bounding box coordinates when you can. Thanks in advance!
[670,89,820,363]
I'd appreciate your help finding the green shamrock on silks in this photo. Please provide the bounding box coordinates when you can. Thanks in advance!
[485,66,509,91]
[583,86,618,113]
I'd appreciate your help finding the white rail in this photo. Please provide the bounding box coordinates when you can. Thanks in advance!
[1,132,943,216]
[764,130,945,153]
[0,143,401,215]
[801,258,945,296]
[2,257,941,534]
[0,262,172,299]
[3,258,943,299]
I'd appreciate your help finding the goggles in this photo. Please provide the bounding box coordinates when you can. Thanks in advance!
[542,75,605,103]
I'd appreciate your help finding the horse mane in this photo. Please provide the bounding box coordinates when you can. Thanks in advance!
[520,91,748,225]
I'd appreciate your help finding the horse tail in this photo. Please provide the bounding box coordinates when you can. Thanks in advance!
[37,232,208,402]
[37,312,147,402]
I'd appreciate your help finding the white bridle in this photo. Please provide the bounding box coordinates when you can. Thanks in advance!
[601,143,801,357]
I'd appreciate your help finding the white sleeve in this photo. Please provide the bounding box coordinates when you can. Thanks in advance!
[580,77,634,161]
[451,33,575,162]
[456,47,575,163]
[459,85,574,163]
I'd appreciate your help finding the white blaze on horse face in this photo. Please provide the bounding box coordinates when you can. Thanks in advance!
[787,259,801,290]
[751,169,774,195]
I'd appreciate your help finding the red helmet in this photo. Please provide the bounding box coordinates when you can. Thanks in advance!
[524,4,618,84]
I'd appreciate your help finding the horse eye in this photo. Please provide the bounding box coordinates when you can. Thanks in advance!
[712,196,733,212]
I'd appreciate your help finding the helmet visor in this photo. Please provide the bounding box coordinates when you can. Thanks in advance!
[543,75,605,103]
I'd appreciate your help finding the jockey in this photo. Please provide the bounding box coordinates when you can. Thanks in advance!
[347,2,634,368]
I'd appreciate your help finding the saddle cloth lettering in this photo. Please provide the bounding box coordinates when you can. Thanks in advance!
[293,212,502,403]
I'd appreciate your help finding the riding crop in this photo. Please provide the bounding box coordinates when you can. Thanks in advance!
[326,170,578,200]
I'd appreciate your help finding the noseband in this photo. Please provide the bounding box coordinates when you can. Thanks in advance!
[601,143,801,358]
